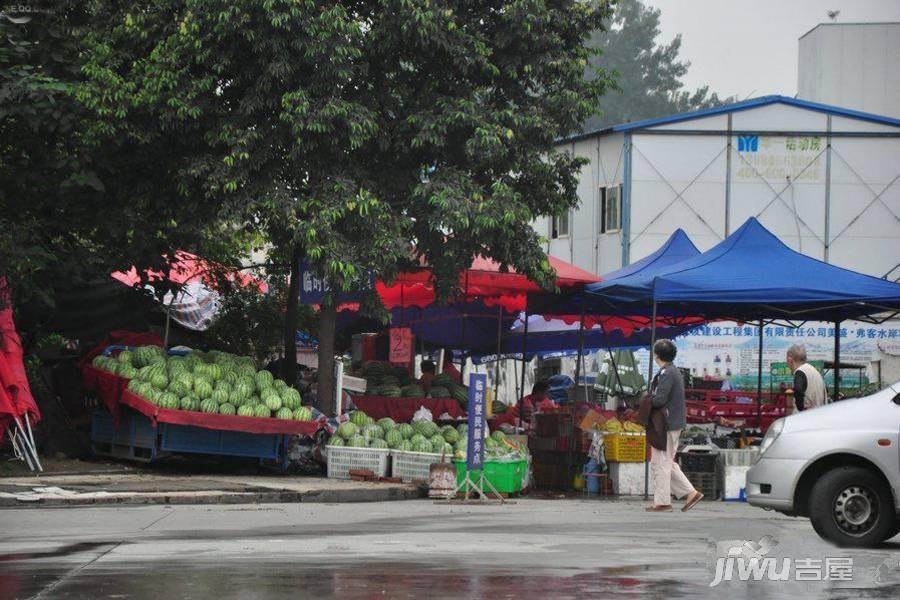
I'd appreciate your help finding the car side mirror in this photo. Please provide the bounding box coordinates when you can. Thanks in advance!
[893,394,900,406]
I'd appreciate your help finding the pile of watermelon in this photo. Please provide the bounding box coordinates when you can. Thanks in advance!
[428,373,469,406]
[95,346,313,421]
[328,411,465,456]
[352,361,415,397]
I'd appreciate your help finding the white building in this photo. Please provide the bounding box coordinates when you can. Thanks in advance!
[799,22,900,120]
[537,95,900,281]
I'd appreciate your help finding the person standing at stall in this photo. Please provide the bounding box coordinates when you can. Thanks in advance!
[418,360,436,394]
[786,344,826,412]
[645,339,703,513]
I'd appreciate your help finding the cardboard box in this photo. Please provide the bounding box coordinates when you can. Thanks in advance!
[579,409,605,432]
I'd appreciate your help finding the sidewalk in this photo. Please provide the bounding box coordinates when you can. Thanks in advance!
[0,472,422,507]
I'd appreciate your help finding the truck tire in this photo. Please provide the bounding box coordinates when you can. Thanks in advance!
[885,521,900,543]
[808,466,894,548]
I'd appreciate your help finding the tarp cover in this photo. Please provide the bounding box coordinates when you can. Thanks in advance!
[646,218,900,321]
[0,280,40,439]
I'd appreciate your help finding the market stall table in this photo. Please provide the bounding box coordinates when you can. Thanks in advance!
[351,395,466,423]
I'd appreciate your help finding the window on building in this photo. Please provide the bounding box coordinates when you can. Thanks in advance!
[551,211,570,238]
[600,185,622,233]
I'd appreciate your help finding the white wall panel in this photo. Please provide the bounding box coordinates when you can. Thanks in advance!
[731,104,827,132]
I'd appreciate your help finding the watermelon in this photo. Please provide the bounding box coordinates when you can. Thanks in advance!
[179,396,199,411]
[362,424,384,440]
[429,434,446,450]
[119,364,138,379]
[364,415,375,426]
[219,402,236,416]
[292,406,312,421]
[134,346,163,367]
[194,378,213,399]
[397,423,414,440]
[237,404,255,417]
[91,355,107,368]
[484,437,499,451]
[347,435,367,448]
[280,387,301,410]
[237,364,256,379]
[441,442,454,456]
[117,350,133,365]
[235,379,254,400]
[253,404,271,418]
[337,422,360,440]
[385,429,403,448]
[222,370,239,386]
[273,407,291,420]
[159,392,179,409]
[256,370,274,389]
[457,423,468,438]
[429,386,451,398]
[328,436,345,447]
[207,364,223,381]
[273,379,288,391]
[150,372,169,390]
[442,428,460,444]
[491,430,506,443]
[263,393,282,412]
[127,379,142,392]
[400,384,425,397]
[414,420,438,438]
[168,379,190,397]
[369,438,389,449]
[215,381,233,395]
[376,417,396,431]
[410,434,428,447]
[349,411,369,427]
[398,439,413,452]
[412,439,432,453]
[211,388,230,404]
[200,399,219,414]
[174,373,194,390]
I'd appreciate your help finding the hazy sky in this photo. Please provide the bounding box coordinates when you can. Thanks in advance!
[647,0,900,100]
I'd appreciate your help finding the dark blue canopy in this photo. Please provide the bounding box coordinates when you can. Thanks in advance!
[644,218,900,322]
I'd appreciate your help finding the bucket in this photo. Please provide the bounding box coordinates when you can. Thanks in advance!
[585,458,601,494]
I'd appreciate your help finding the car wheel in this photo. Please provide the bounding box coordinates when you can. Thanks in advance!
[884,521,900,543]
[808,466,894,548]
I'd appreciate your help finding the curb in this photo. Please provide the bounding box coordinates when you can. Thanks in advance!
[0,485,425,508]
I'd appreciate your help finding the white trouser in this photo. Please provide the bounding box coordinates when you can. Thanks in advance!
[651,429,696,506]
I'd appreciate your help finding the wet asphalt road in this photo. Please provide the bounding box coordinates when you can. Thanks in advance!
[0,498,898,599]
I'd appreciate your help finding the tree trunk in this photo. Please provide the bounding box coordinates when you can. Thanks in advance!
[280,245,302,385]
[317,302,337,416]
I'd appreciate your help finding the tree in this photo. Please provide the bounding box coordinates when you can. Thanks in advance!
[583,0,733,130]
[76,1,614,411]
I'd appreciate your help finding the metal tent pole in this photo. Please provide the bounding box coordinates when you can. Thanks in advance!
[493,304,502,407]
[571,305,586,489]
[757,321,764,429]
[23,413,42,471]
[517,310,529,430]
[833,320,841,402]
[644,300,658,501]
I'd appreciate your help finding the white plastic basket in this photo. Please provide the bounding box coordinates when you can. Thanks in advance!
[326,446,391,479]
[720,448,759,466]
[391,450,451,483]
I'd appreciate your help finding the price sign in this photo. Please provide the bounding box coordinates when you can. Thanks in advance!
[389,327,413,364]
[466,373,487,470]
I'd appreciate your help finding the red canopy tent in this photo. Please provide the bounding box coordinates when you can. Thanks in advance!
[1,279,42,470]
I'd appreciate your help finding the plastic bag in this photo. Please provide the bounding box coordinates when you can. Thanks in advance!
[412,406,433,423]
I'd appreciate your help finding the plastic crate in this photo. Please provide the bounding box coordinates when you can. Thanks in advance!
[684,471,723,501]
[160,424,284,461]
[326,446,391,479]
[678,452,723,473]
[454,459,528,494]
[603,433,646,462]
[720,448,759,466]
[391,450,451,483]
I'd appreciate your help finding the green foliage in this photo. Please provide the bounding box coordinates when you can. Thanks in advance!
[584,0,733,130]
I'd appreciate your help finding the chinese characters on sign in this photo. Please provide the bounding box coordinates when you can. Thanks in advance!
[388,328,412,365]
[466,373,487,471]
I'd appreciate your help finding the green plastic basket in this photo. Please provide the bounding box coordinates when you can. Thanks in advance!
[454,459,527,494]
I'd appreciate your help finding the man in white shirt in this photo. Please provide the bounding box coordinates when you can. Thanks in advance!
[786,344,826,412]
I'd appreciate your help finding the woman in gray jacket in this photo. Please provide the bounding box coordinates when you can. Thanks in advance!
[646,339,703,512]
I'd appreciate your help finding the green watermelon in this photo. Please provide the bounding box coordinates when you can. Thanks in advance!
[168,379,190,397]
[400,384,425,397]
[491,430,507,443]
[410,434,428,447]
[210,388,230,404]
[274,407,292,420]
[174,373,194,390]
[385,429,403,448]
[369,438,389,449]
[398,439,413,451]
[442,428,460,444]
[337,422,359,440]
[457,423,468,437]
[222,370,239,386]
[429,434,446,450]
[347,435,367,448]
[328,436,345,447]
[414,420,438,438]
[117,350,133,365]
[159,392,179,409]
[219,402,236,416]
[397,423,414,439]
[429,386,451,398]
[150,372,168,390]
[377,417,396,431]
[215,381,233,395]
[292,406,312,421]
[235,379,254,400]
[127,379,142,393]
[412,439,432,453]
[280,387,301,410]
[349,411,369,427]
[263,392,282,412]
[207,363,222,381]
[179,396,199,411]
[119,364,138,379]
[237,404,255,417]
[253,404,271,418]
[273,379,288,391]
[256,370,274,389]
[441,442,454,455]
[194,378,213,399]
[200,399,219,414]
[362,424,384,440]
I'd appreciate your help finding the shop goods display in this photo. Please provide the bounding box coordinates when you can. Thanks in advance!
[107,347,314,420]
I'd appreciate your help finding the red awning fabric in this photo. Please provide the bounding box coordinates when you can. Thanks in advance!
[112,250,267,292]
[82,365,130,422]
[0,280,40,439]
[342,254,601,313]
[121,390,322,435]
[351,395,466,423]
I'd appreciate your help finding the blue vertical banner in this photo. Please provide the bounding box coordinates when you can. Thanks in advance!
[466,373,487,471]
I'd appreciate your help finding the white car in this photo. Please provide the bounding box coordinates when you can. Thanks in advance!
[746,381,900,547]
